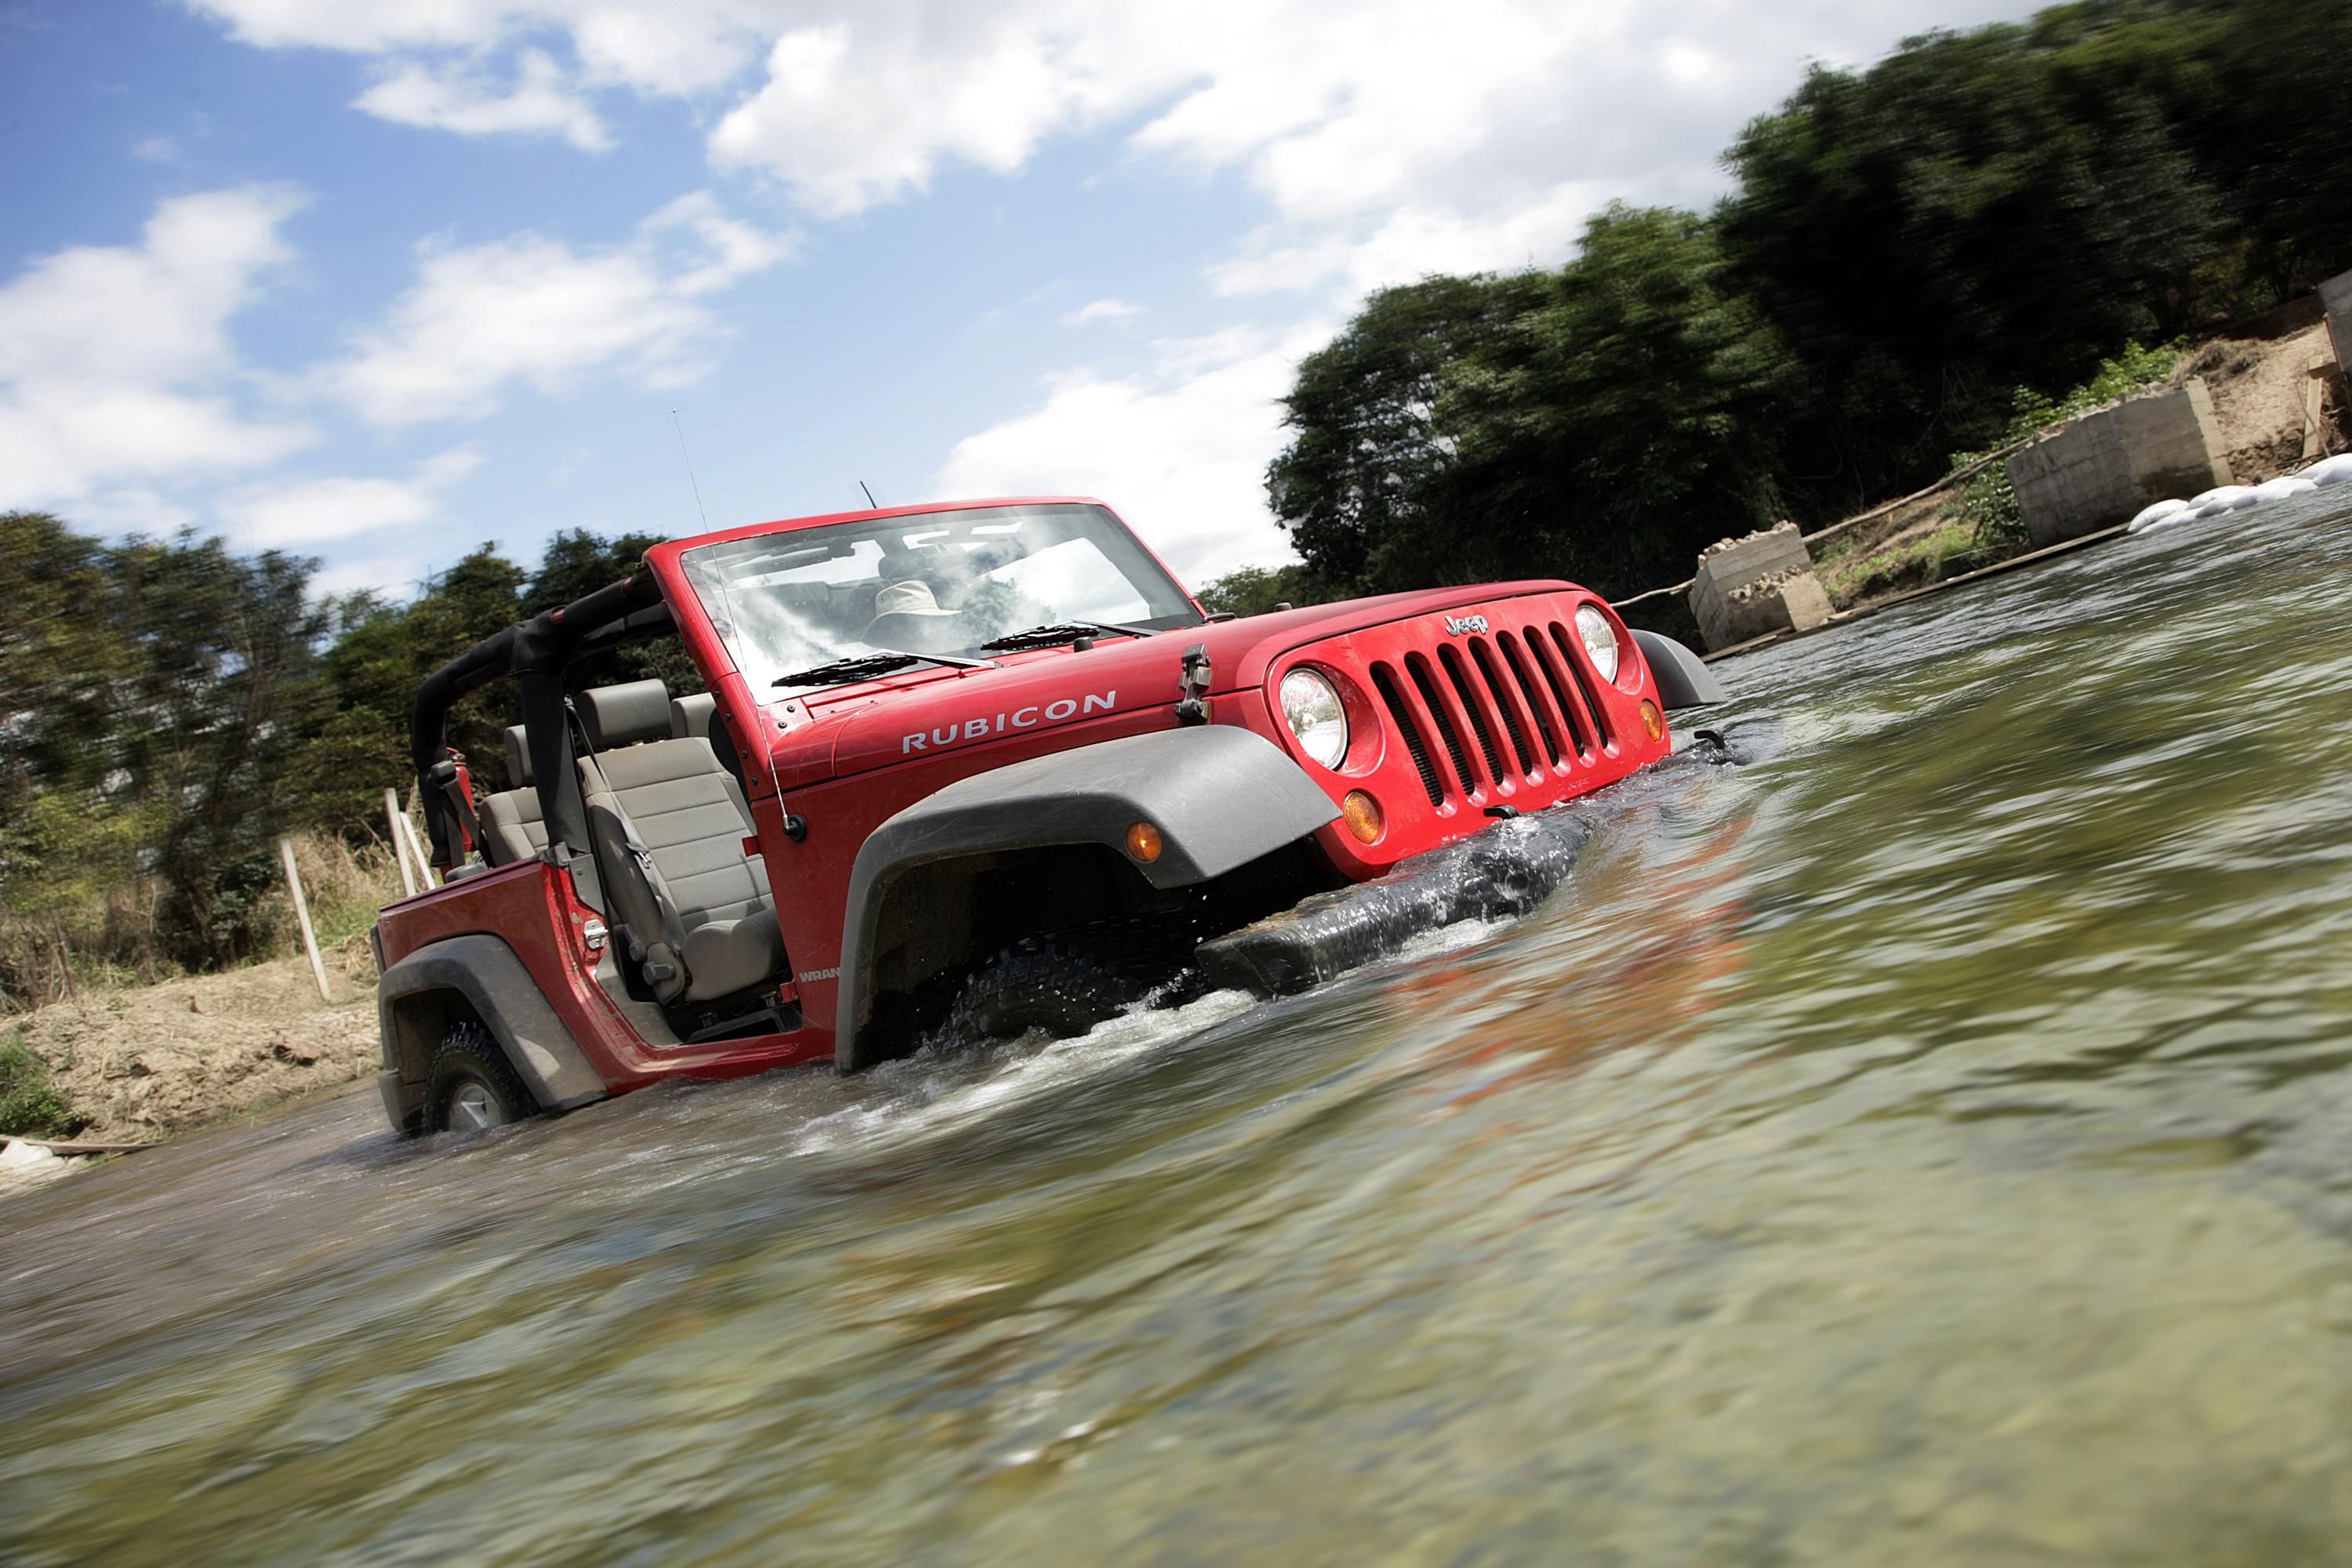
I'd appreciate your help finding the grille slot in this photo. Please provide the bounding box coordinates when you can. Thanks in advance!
[1527,626,1595,759]
[1373,662,1444,807]
[1438,645,1507,784]
[1471,638,1539,775]
[1551,620,1617,750]
[1497,631,1565,766]
[1406,652,1479,793]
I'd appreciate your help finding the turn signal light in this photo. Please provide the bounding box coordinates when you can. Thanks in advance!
[1639,699,1664,740]
[1126,821,1164,862]
[1341,790,1384,844]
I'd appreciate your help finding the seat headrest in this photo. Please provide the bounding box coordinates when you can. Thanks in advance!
[670,691,717,741]
[578,679,673,750]
[503,724,534,789]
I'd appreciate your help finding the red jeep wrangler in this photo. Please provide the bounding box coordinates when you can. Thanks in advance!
[373,498,1722,1133]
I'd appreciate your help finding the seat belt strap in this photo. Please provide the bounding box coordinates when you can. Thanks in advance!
[572,709,692,975]
[426,756,483,859]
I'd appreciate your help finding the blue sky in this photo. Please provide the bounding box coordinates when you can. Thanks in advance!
[1,0,2037,598]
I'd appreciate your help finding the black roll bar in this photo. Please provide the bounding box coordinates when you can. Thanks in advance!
[407,571,669,871]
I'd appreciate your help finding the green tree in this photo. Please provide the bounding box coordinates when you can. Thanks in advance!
[296,544,524,830]
[1194,563,1329,619]
[524,528,700,699]
[1717,10,2227,512]
[102,532,332,967]
[1269,274,1545,597]
[1432,205,1798,594]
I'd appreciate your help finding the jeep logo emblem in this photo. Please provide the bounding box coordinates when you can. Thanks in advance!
[1443,615,1489,636]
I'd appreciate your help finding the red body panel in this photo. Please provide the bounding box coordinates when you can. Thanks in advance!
[379,498,1669,1102]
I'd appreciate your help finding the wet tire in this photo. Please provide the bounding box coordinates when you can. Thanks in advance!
[950,928,1192,1043]
[425,1021,535,1133]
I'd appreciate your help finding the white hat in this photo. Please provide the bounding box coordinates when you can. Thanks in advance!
[871,579,956,618]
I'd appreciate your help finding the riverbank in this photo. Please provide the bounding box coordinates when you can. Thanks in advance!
[2,945,379,1163]
[1809,318,2343,610]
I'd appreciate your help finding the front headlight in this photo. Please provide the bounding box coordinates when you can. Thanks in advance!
[1575,604,1620,683]
[1279,668,1348,769]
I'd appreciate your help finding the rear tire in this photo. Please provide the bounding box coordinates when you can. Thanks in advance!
[425,1021,535,1133]
[950,927,1194,1043]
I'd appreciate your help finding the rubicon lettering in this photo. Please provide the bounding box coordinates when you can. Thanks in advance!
[902,690,1116,753]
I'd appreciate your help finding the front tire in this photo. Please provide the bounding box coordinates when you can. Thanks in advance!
[950,927,1193,1044]
[425,1022,535,1132]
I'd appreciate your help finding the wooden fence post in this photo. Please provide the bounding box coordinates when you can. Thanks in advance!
[385,787,418,898]
[397,788,438,890]
[279,837,332,1002]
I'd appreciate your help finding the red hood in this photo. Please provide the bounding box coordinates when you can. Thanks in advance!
[767,581,1579,788]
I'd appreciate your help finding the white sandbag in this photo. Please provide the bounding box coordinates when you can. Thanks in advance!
[2127,498,2190,533]
[2227,487,2266,510]
[2190,486,2252,517]
[2308,456,2352,488]
[2138,507,2201,535]
[2252,477,2310,501]
[0,1138,71,1190]
[2185,486,2231,507]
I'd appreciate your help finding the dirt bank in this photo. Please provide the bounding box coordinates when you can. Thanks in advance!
[1813,321,2344,609]
[6,943,380,1144]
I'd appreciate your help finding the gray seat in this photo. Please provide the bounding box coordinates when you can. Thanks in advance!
[575,680,784,1007]
[478,724,548,866]
[670,691,747,797]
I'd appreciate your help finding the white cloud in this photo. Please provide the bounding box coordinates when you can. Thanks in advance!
[130,135,182,162]
[1062,298,1141,327]
[221,447,481,549]
[191,0,2036,298]
[0,186,314,510]
[354,48,612,151]
[935,325,1329,587]
[325,194,793,426]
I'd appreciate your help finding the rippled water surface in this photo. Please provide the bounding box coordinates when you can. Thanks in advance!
[8,496,2352,1566]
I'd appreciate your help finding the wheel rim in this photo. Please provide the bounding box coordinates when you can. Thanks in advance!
[448,1080,502,1130]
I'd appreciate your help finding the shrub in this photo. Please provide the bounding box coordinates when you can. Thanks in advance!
[0,1031,83,1138]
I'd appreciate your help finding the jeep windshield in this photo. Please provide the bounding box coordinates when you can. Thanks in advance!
[679,503,1203,699]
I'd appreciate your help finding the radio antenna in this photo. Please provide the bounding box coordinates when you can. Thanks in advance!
[859,480,880,509]
[670,409,710,528]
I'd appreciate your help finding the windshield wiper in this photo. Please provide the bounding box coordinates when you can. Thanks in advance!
[979,620,1160,652]
[775,648,993,688]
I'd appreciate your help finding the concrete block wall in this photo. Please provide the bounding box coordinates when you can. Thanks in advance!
[1687,521,1833,652]
[2006,379,2232,548]
[2321,267,2352,378]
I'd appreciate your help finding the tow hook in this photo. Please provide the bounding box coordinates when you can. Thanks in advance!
[1177,643,1212,725]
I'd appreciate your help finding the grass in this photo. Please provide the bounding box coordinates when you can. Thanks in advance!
[0,1028,85,1138]
[1,829,408,1014]
[1815,341,2187,610]
[1819,517,1991,605]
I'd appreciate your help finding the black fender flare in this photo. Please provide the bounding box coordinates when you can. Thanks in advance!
[836,725,1341,1069]
[1632,629,1726,710]
[376,933,608,1130]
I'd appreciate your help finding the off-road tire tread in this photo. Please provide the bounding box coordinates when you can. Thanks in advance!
[950,922,1196,1043]
[424,1020,537,1133]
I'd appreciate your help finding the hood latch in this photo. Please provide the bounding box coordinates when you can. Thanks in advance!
[1176,643,1212,725]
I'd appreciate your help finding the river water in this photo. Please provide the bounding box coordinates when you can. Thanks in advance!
[6,493,2352,1565]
